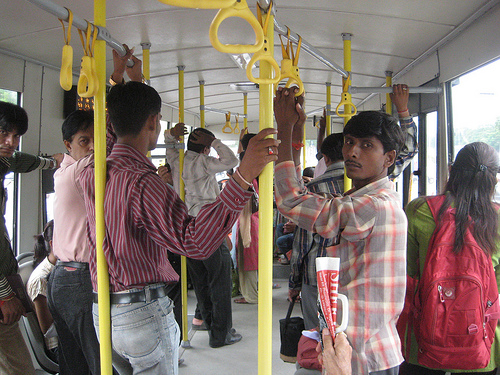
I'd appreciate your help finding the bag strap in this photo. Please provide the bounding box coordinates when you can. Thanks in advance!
[285,300,295,322]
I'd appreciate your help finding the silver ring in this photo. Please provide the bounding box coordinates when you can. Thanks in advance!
[268,146,274,155]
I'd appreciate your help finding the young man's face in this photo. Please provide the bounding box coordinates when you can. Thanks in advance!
[64,127,94,161]
[0,127,21,157]
[342,134,395,189]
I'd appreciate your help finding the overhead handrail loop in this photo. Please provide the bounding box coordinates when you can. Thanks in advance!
[77,21,99,98]
[157,0,236,9]
[59,8,73,91]
[233,114,240,134]
[335,74,357,118]
[209,0,265,54]
[278,28,304,97]
[245,1,280,85]
[222,112,233,134]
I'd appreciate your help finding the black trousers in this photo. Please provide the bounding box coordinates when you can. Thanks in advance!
[186,242,232,347]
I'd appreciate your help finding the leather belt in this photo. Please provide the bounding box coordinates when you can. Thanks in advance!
[93,285,169,304]
[56,260,89,270]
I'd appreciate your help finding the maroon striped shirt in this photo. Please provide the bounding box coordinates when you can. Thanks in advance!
[79,143,252,292]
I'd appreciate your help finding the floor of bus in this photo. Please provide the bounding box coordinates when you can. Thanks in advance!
[30,274,303,374]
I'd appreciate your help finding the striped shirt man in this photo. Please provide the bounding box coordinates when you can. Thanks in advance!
[79,143,252,292]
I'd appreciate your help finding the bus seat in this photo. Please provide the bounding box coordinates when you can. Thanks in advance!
[16,252,59,374]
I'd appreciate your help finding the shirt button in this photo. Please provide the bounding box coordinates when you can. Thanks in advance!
[235,198,241,203]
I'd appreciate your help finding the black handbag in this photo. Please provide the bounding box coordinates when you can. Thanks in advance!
[279,300,305,363]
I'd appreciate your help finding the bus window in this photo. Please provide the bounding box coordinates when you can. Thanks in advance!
[449,58,500,202]
[425,111,438,196]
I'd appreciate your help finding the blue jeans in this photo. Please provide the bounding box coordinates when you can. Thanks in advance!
[275,223,294,255]
[47,265,101,375]
[93,287,180,375]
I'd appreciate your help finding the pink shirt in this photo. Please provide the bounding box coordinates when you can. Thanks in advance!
[52,153,94,262]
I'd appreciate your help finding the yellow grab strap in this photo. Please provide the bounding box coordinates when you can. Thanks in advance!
[77,22,99,98]
[335,74,357,117]
[233,114,240,134]
[59,8,74,91]
[246,2,280,85]
[157,0,236,9]
[278,31,304,96]
[222,112,233,134]
[209,0,264,54]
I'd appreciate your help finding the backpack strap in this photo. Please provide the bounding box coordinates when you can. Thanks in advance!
[425,195,446,222]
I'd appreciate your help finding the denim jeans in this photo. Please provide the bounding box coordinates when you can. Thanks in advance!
[47,265,101,375]
[186,242,232,347]
[275,223,294,255]
[93,287,180,375]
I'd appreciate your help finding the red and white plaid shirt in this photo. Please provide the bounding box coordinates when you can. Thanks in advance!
[275,161,406,374]
[79,143,252,292]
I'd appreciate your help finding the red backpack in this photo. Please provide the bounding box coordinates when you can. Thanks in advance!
[413,195,500,370]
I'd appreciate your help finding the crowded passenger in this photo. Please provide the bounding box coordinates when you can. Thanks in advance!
[48,45,141,375]
[274,85,407,374]
[27,220,58,363]
[78,79,278,373]
[0,101,60,375]
[165,123,242,347]
[400,142,500,375]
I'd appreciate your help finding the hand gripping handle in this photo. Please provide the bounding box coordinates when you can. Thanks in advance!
[157,0,236,9]
[280,59,304,96]
[246,38,281,85]
[209,0,264,54]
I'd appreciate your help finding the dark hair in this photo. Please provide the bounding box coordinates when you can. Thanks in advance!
[33,220,54,268]
[321,133,344,162]
[303,167,315,178]
[343,111,405,175]
[239,133,257,161]
[106,81,162,137]
[438,142,499,255]
[0,101,28,136]
[187,128,215,153]
[62,110,94,142]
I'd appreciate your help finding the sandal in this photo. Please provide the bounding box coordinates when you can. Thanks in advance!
[234,297,249,304]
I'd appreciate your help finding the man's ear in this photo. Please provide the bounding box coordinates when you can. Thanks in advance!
[384,150,397,168]
[146,114,157,131]
[63,139,72,153]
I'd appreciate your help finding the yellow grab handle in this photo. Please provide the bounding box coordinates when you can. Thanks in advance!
[157,0,236,9]
[60,45,74,91]
[246,38,281,85]
[222,112,233,134]
[335,92,357,118]
[280,59,304,96]
[233,115,240,135]
[78,56,98,98]
[209,0,264,54]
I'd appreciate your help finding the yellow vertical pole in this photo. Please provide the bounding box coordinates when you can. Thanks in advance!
[326,82,331,136]
[243,93,248,130]
[342,33,353,192]
[199,80,205,128]
[385,71,393,115]
[141,42,151,83]
[94,1,112,374]
[177,65,190,348]
[142,43,152,159]
[258,10,274,375]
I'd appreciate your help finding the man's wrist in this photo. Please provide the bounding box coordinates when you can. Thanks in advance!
[109,74,125,86]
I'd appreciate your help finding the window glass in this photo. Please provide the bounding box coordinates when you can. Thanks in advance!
[450,58,500,203]
[426,111,438,196]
